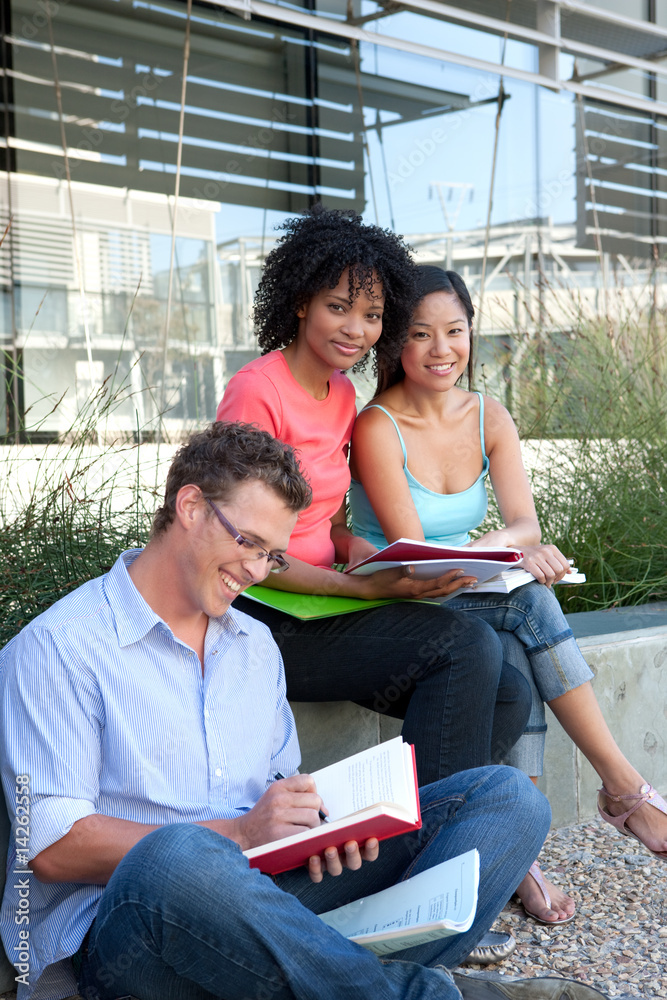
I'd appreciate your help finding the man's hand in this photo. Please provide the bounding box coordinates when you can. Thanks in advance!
[229,774,325,852]
[307,837,380,883]
[222,776,381,883]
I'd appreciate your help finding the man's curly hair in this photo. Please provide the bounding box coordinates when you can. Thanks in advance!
[253,204,419,375]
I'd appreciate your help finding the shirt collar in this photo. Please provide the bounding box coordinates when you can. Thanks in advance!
[104,549,251,648]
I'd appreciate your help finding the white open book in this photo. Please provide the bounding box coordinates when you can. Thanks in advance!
[243,737,421,874]
[455,567,586,596]
[319,849,479,955]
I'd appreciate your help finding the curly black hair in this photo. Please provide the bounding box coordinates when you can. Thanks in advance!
[253,204,419,375]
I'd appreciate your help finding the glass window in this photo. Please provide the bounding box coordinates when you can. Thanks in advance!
[1,0,666,437]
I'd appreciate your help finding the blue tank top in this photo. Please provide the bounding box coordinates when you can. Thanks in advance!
[349,393,489,548]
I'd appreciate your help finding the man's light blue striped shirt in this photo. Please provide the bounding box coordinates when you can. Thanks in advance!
[0,549,300,1000]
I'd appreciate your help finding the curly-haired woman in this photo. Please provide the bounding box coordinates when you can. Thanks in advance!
[216,206,531,790]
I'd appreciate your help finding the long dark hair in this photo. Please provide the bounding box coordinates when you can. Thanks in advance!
[375,265,475,394]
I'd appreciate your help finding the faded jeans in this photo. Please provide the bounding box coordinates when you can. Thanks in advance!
[446,582,594,775]
[78,765,551,1000]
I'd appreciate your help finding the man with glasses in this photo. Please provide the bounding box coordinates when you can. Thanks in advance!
[1,422,604,1000]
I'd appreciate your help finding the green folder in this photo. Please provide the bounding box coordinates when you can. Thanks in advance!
[243,586,408,620]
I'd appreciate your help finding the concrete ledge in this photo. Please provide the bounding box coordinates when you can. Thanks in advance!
[291,604,667,828]
[538,604,667,827]
[291,702,401,774]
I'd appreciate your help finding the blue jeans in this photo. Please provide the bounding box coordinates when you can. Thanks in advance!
[234,597,531,783]
[78,766,550,1000]
[446,583,594,775]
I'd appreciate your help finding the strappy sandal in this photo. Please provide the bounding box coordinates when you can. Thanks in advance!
[517,861,576,925]
[598,782,667,860]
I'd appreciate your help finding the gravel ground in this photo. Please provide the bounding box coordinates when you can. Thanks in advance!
[1,816,664,1000]
[459,815,667,998]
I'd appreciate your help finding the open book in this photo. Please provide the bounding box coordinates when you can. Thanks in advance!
[319,849,479,955]
[243,737,421,875]
[346,538,523,583]
[455,566,586,596]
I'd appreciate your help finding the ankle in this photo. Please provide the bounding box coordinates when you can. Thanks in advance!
[601,783,647,802]
[598,767,645,798]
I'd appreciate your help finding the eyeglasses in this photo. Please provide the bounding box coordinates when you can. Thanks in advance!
[204,498,290,574]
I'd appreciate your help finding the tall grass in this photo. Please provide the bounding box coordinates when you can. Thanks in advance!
[483,278,667,613]
[0,371,159,647]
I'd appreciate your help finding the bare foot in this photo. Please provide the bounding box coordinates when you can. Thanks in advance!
[599,783,667,858]
[516,861,576,924]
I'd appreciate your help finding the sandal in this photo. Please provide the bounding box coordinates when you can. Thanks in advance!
[517,861,576,925]
[598,782,667,860]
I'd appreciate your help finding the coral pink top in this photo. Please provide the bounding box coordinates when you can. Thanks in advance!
[217,351,356,569]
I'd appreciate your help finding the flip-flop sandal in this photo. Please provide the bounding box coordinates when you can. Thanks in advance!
[518,861,576,926]
[598,782,667,860]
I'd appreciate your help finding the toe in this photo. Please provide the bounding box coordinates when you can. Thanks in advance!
[516,869,576,924]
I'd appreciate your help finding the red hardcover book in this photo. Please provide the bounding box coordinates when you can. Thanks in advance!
[345,538,523,582]
[244,737,422,875]
[347,538,523,572]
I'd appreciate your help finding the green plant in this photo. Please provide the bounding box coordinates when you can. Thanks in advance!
[482,274,667,613]
[0,371,159,647]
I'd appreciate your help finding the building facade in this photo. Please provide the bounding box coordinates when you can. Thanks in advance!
[2,0,666,437]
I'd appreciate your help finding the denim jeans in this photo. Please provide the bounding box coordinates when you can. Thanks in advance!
[446,582,594,775]
[78,766,550,1000]
[234,597,531,783]
[497,632,549,775]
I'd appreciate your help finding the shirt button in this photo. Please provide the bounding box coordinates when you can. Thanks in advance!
[204,709,210,719]
[215,768,222,777]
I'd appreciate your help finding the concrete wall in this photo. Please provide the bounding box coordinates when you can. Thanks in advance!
[292,608,667,829]
[538,620,667,828]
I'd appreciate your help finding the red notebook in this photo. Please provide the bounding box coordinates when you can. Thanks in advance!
[347,538,523,573]
[345,538,523,583]
[244,737,422,875]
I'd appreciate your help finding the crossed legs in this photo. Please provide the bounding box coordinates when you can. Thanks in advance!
[450,584,667,920]
[78,767,550,1000]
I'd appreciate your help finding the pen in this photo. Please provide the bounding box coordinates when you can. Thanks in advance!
[274,772,330,823]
